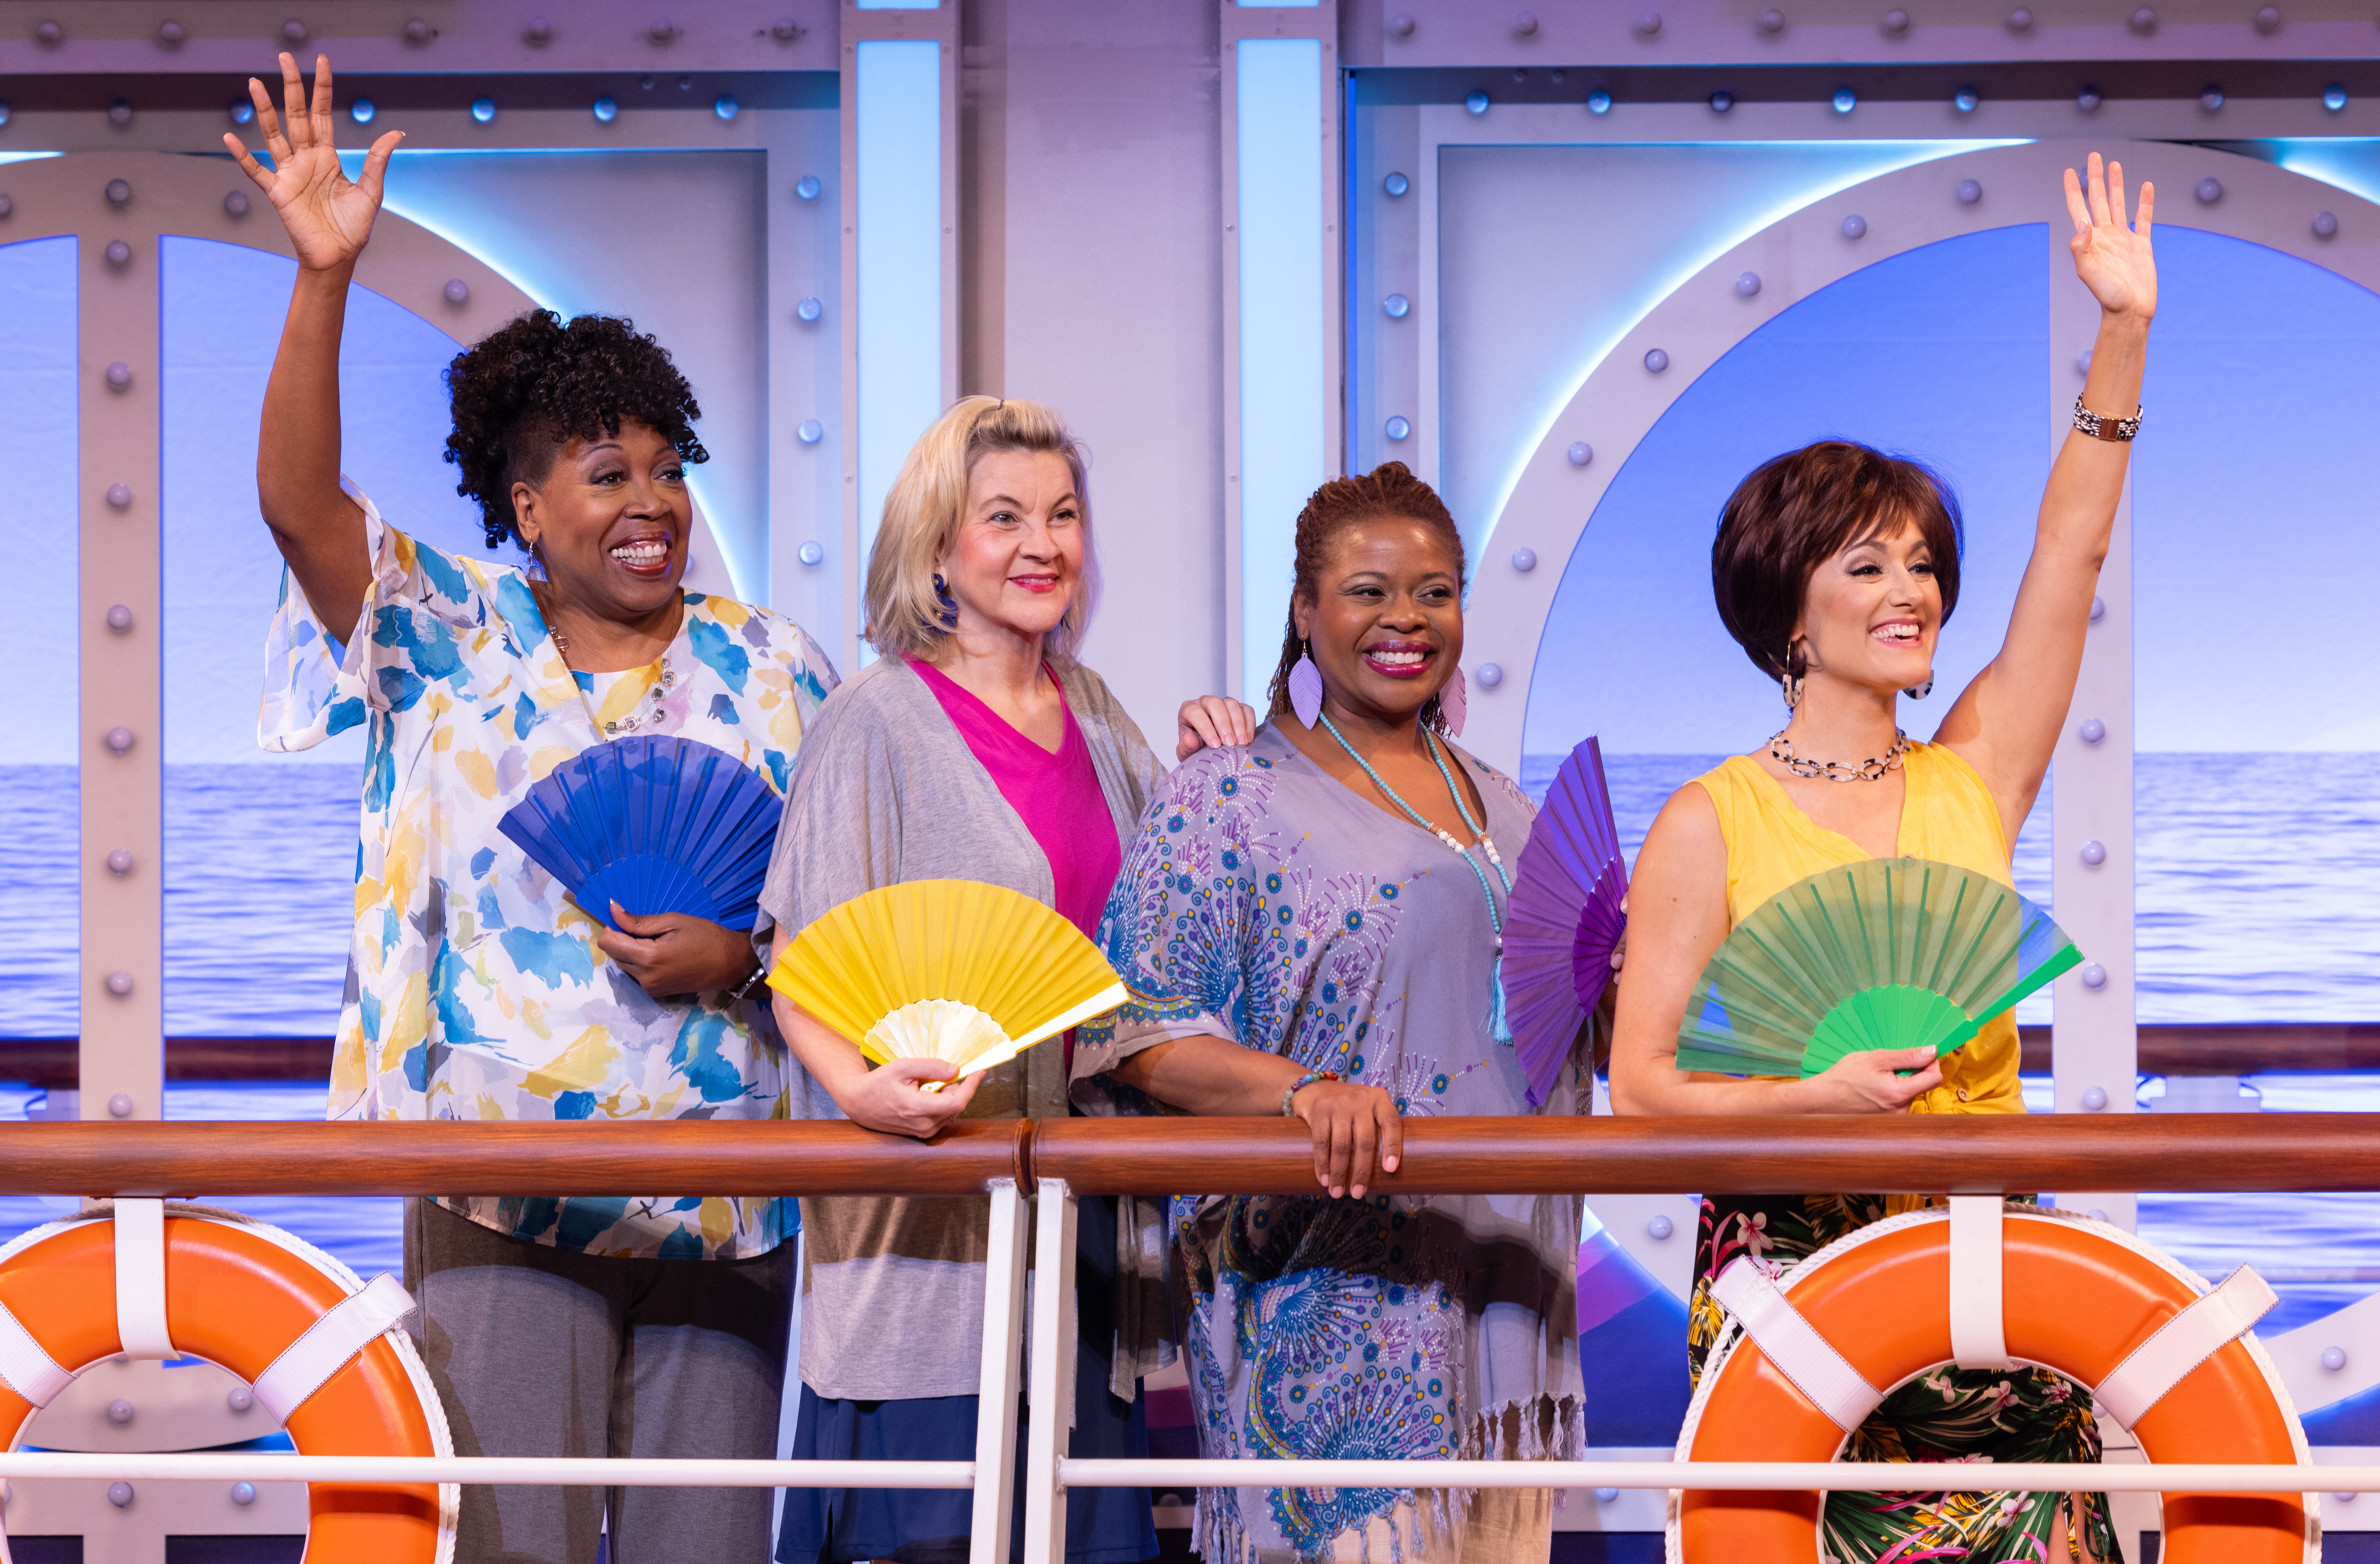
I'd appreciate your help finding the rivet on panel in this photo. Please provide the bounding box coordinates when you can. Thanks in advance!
[1567,441,1592,466]
[409,17,437,45]
[797,541,824,567]
[224,190,251,217]
[1642,348,1669,372]
[1512,11,1539,38]
[2325,85,2348,113]
[105,362,133,392]
[1709,90,1734,114]
[2005,7,2033,32]
[2195,177,2222,204]
[282,19,308,45]
[106,848,135,873]
[797,419,824,444]
[2079,839,2107,867]
[1634,10,1662,37]
[650,16,677,43]
[2080,1086,2109,1111]
[2200,86,2224,113]
[1735,271,1760,297]
[351,99,376,125]
[471,98,497,124]
[1383,172,1409,197]
[1386,13,1416,38]
[230,101,255,126]
[593,97,619,123]
[106,177,132,206]
[1758,10,1786,35]
[443,279,469,305]
[2323,1345,2349,1371]
[106,239,133,267]
[2256,5,2283,34]
[1384,293,1410,319]
[1384,416,1411,441]
[231,1481,258,1505]
[2088,594,2105,622]
[1841,213,1868,239]
[0,193,12,219]
[1955,87,1978,113]
[106,971,135,997]
[1587,91,1612,114]
[1510,548,1536,573]
[2314,211,2339,239]
[36,20,63,46]
[795,297,822,323]
[227,1387,255,1412]
[2076,86,2103,112]
[773,18,801,42]
[109,1092,135,1117]
[106,484,133,509]
[108,1480,134,1506]
[1465,90,1490,116]
[108,1399,135,1425]
[2128,7,2156,35]
[715,95,740,121]
[1832,88,1857,114]
[796,175,822,200]
[109,99,134,127]
[1594,1487,1620,1503]
[1881,9,1909,37]
[2078,717,2105,744]
[2080,962,2107,989]
[1956,178,1982,205]
[1476,663,1504,689]
[1647,1214,1674,1239]
[105,725,136,753]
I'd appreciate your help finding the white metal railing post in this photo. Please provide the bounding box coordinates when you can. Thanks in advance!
[1021,1177,1078,1564]
[970,1179,1029,1564]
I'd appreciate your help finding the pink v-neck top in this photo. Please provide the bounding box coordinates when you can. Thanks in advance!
[909,659,1121,941]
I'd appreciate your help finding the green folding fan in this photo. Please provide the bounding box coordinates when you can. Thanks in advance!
[1674,856,2082,1079]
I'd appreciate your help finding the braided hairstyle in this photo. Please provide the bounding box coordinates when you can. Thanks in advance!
[1262,462,1467,735]
[442,310,709,552]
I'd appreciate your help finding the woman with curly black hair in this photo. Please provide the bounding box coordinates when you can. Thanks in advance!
[235,55,834,1563]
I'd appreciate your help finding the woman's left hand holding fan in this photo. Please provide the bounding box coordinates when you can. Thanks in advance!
[599,904,759,999]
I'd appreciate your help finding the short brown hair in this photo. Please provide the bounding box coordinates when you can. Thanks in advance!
[1263,462,1467,733]
[1710,440,1964,682]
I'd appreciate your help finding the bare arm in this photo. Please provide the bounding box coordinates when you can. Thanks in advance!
[225,53,403,645]
[1936,154,2156,846]
[768,925,981,1138]
[1606,783,1942,1116]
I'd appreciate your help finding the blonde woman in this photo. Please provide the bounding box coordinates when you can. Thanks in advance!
[758,396,1248,1564]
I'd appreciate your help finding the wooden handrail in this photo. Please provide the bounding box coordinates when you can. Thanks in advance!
[4,1114,2380,1197]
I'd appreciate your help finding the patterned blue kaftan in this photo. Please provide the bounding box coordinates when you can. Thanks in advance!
[1073,724,1587,1562]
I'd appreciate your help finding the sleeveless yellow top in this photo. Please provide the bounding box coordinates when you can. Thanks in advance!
[1691,741,2023,1117]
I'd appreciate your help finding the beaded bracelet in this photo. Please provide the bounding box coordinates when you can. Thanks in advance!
[2071,394,2144,442]
[1281,1069,1342,1118]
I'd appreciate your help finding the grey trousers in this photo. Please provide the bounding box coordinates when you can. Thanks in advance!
[405,1197,797,1564]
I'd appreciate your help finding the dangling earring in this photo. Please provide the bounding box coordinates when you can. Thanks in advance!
[1904,674,1935,700]
[1288,640,1324,728]
[1780,643,1804,712]
[1438,665,1468,737]
[931,572,960,631]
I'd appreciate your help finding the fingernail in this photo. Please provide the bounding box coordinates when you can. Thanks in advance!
[1383,1156,1398,1171]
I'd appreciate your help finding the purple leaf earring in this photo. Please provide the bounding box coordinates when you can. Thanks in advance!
[1288,641,1324,728]
[1439,665,1467,736]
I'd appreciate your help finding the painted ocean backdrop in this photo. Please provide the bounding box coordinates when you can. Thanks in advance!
[1,754,2377,1330]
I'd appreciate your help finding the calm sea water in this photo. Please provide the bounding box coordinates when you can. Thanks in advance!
[1,758,2377,1343]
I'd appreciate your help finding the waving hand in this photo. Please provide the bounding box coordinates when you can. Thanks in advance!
[2063,152,2156,322]
[223,53,403,274]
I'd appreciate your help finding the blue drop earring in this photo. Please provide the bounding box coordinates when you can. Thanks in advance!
[1288,640,1324,728]
[931,572,960,631]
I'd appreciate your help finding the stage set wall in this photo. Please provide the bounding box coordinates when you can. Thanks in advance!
[6,2,2380,1557]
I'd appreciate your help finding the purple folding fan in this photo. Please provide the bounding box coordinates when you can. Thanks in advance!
[1503,736,1628,1106]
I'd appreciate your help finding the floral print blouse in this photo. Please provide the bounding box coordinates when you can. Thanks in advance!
[260,493,836,1260]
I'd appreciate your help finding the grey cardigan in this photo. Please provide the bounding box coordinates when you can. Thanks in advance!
[756,654,1166,1399]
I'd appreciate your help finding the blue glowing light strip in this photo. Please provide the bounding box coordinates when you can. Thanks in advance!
[854,39,944,578]
[1236,38,1328,705]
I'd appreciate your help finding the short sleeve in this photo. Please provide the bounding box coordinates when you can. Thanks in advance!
[756,677,907,938]
[1069,756,1263,1113]
[259,489,559,753]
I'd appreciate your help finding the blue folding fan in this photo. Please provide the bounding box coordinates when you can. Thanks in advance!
[497,735,782,931]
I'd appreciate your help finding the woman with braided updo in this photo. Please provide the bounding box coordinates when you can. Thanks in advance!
[237,55,832,1563]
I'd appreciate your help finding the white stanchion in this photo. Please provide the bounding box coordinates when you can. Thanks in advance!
[970,1179,1030,1564]
[1020,1178,1078,1564]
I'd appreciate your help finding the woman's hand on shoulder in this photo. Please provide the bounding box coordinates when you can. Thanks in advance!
[1176,695,1258,762]
[1794,1046,1943,1113]
[598,905,757,999]
[838,1057,983,1138]
[225,53,403,274]
[1293,1079,1402,1200]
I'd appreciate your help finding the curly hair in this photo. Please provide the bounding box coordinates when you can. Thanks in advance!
[442,310,710,551]
[1262,462,1467,736]
[1711,440,1964,683]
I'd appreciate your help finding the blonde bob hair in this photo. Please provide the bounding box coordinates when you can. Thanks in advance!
[864,395,1097,664]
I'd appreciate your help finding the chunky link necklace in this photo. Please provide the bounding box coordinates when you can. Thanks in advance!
[1317,713,1514,1042]
[1767,726,1911,783]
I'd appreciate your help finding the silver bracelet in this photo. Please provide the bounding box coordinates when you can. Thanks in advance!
[2072,394,2143,442]
[728,959,770,1004]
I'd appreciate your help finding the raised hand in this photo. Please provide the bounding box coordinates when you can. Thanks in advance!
[2063,151,2156,323]
[223,53,403,274]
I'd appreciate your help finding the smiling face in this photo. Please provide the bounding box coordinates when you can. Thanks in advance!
[937,448,1085,647]
[1794,514,1941,695]
[1292,516,1465,725]
[511,418,690,622]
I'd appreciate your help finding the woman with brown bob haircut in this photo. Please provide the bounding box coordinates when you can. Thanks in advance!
[1609,154,2156,1562]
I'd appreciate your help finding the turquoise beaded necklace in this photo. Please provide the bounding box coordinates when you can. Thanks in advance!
[1316,711,1514,1043]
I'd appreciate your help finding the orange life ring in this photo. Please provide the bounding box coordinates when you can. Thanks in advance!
[0,1202,454,1561]
[1673,1204,2314,1563]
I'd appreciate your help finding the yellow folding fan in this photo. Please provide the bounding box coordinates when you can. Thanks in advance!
[767,879,1127,1080]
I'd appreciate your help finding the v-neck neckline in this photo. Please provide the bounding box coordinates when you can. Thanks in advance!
[1737,749,1915,861]
[911,659,1071,758]
[1273,722,1494,853]
[518,585,692,740]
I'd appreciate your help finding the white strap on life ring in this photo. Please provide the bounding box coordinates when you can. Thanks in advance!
[2095,1264,2278,1428]
[1948,1196,2013,1371]
[0,1298,72,1410]
[1711,1257,1884,1432]
[114,1198,178,1360]
[252,1272,419,1424]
